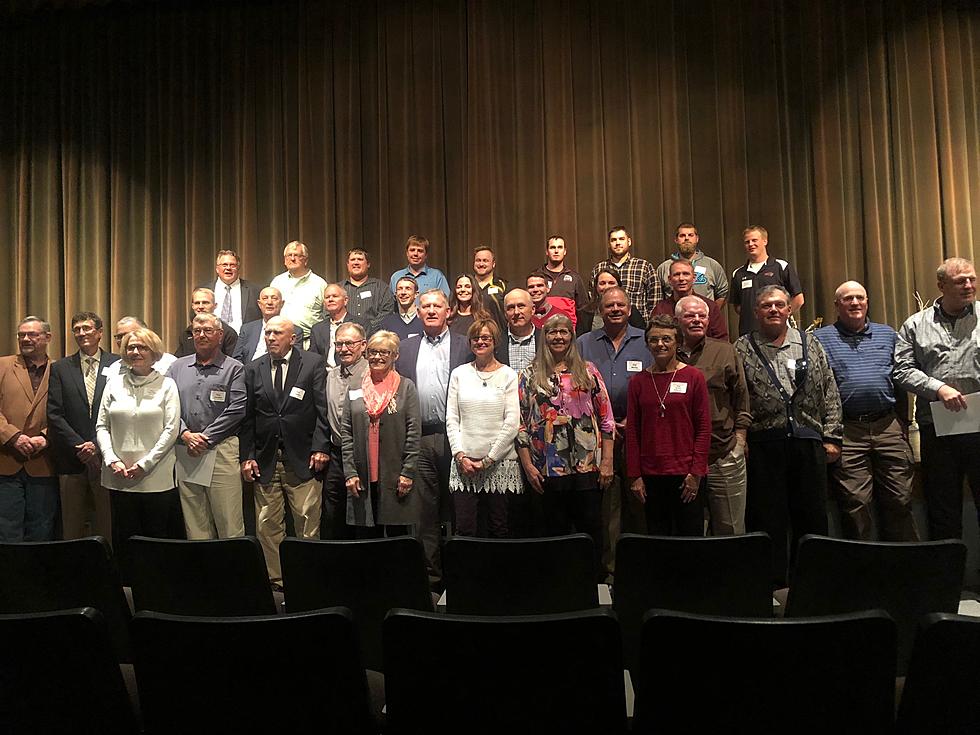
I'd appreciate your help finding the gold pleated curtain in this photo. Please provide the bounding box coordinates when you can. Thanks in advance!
[0,0,977,355]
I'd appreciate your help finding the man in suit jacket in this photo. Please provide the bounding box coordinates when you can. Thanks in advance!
[240,316,330,587]
[0,316,58,542]
[308,283,354,368]
[199,249,262,334]
[175,288,239,358]
[395,289,472,587]
[47,311,120,541]
[494,288,540,373]
[234,287,304,364]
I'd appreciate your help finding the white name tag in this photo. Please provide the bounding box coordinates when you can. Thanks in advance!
[694,265,707,274]
[102,366,113,376]
[209,389,226,402]
[669,381,688,394]
[359,290,372,299]
[563,274,573,281]
[348,388,363,400]
[407,333,419,339]
[488,286,501,294]
[626,360,643,372]
[741,279,753,289]
[786,358,796,371]
[289,386,306,400]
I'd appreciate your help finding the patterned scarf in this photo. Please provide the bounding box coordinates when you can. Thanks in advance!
[362,369,400,419]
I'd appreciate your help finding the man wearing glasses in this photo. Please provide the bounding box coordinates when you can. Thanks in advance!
[174,288,239,358]
[166,313,247,539]
[323,322,368,538]
[106,316,178,377]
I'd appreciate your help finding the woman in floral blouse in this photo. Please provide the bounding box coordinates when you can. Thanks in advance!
[517,313,615,577]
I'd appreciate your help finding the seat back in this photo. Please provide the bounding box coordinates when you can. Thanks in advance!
[0,537,132,661]
[128,535,276,616]
[133,607,372,734]
[443,533,598,614]
[383,608,627,734]
[280,536,433,671]
[0,607,138,734]
[613,532,773,673]
[784,534,965,674]
[897,612,980,734]
[632,609,896,733]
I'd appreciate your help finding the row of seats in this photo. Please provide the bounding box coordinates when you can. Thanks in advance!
[3,604,979,733]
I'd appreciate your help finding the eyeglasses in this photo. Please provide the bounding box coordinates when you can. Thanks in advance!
[126,344,151,353]
[366,348,392,358]
[72,325,96,334]
[191,327,218,336]
[646,335,676,344]
[334,340,365,349]
[17,332,45,340]
[545,328,571,337]
[469,335,494,344]
[113,334,126,344]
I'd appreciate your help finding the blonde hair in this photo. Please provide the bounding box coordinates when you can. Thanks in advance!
[367,330,400,356]
[121,328,164,364]
[528,314,594,395]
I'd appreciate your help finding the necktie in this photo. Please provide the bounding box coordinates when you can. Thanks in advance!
[273,358,285,404]
[84,356,98,408]
[221,283,233,323]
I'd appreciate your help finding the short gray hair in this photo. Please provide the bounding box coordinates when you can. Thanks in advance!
[18,315,51,333]
[674,295,709,317]
[192,313,222,330]
[755,285,790,307]
[937,258,974,284]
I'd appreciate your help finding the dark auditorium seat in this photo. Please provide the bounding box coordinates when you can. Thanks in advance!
[896,612,980,734]
[280,535,433,672]
[0,536,132,662]
[0,607,139,735]
[442,533,598,614]
[128,535,277,616]
[612,532,774,674]
[784,534,965,674]
[632,609,896,733]
[383,607,627,734]
[132,607,373,734]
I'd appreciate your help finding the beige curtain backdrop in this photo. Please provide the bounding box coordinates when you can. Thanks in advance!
[0,0,977,355]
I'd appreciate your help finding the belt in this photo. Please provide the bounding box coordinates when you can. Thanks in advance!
[421,423,446,436]
[845,407,894,423]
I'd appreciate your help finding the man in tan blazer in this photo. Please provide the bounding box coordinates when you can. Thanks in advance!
[0,316,58,541]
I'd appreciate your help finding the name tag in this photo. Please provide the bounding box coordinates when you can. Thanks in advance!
[669,381,688,394]
[626,360,643,372]
[563,274,573,281]
[694,265,707,274]
[359,290,372,299]
[787,358,796,371]
[407,332,419,339]
[741,279,753,289]
[348,388,363,400]
[102,366,113,376]
[488,286,501,295]
[289,387,306,400]
[209,389,226,402]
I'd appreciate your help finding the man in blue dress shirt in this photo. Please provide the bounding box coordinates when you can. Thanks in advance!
[388,235,451,298]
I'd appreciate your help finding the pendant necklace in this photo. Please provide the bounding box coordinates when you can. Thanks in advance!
[651,366,679,418]
[474,363,498,387]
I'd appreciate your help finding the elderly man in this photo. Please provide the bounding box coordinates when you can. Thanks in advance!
[895,258,980,541]
[657,222,730,307]
[342,248,395,336]
[396,289,472,587]
[201,249,261,334]
[527,271,577,330]
[166,313,247,539]
[47,312,120,541]
[676,296,751,535]
[309,283,353,367]
[269,240,328,343]
[323,322,368,539]
[174,288,239,358]
[388,234,450,298]
[653,259,729,340]
[577,287,651,574]
[590,226,661,325]
[731,225,804,336]
[735,286,842,585]
[0,316,58,541]
[495,289,538,372]
[234,287,304,364]
[240,316,330,587]
[815,282,918,541]
[379,275,423,342]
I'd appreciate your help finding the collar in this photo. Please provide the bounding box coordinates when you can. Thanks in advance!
[217,278,241,289]
[508,329,535,345]
[273,348,293,365]
[833,319,872,337]
[193,351,226,369]
[678,337,705,360]
[330,313,347,326]
[285,270,312,283]
[425,327,449,345]
[671,250,702,262]
[340,356,365,379]
[743,255,773,269]
[81,349,102,362]
[597,324,644,344]
[609,254,632,267]
[756,327,802,349]
[344,276,370,287]
[24,358,49,372]
[407,265,429,277]
[534,301,553,317]
[934,298,975,320]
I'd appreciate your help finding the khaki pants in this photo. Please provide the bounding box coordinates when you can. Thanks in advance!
[706,443,747,535]
[60,463,112,543]
[254,459,322,584]
[177,437,245,540]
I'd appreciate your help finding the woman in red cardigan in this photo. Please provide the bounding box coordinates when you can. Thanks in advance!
[626,314,711,535]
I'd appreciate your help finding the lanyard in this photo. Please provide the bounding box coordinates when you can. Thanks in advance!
[748,329,809,436]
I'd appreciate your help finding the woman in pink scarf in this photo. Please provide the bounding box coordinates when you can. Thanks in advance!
[341,331,422,536]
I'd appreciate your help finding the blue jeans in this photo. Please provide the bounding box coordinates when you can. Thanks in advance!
[0,469,60,542]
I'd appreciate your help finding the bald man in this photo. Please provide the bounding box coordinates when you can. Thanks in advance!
[815,281,918,541]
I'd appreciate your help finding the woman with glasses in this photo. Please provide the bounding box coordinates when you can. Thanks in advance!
[448,274,494,336]
[626,314,711,536]
[517,314,615,574]
[341,330,422,536]
[445,318,521,537]
[95,327,182,578]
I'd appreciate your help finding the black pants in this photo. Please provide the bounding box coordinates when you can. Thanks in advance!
[416,431,452,586]
[320,446,353,540]
[642,475,704,536]
[919,423,980,540]
[110,488,183,583]
[538,473,602,581]
[453,490,509,538]
[746,437,828,587]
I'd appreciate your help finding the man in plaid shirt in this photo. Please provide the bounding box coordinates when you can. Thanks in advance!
[590,226,661,326]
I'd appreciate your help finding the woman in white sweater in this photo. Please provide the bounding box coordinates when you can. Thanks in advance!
[446,318,522,537]
[96,327,181,575]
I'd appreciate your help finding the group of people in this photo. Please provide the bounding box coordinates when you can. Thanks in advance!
[2,224,979,589]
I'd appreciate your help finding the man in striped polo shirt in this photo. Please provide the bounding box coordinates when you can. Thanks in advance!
[815,281,918,541]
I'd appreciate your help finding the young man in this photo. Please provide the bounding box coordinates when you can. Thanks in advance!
[379,275,424,342]
[730,225,804,336]
[656,223,729,307]
[590,226,661,325]
[527,271,577,330]
[542,234,589,322]
[342,248,395,336]
[388,235,450,298]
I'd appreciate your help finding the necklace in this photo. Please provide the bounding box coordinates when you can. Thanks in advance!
[474,361,500,386]
[650,366,679,418]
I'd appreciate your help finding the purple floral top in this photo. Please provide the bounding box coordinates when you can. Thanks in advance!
[517,362,616,477]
